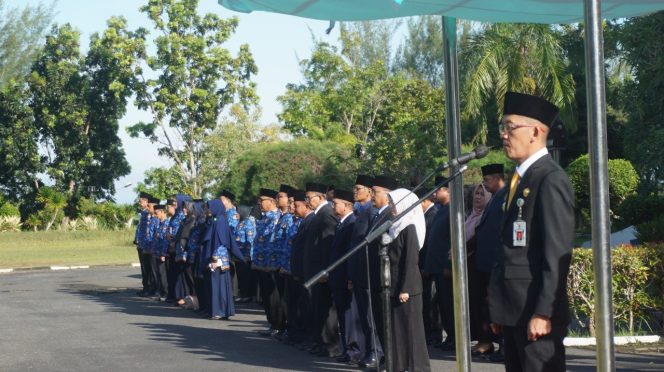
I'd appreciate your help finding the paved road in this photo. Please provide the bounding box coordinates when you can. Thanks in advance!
[1,267,662,371]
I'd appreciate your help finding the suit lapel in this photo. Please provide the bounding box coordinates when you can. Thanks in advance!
[500,156,549,231]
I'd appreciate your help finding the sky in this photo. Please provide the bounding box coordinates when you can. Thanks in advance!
[19,0,339,204]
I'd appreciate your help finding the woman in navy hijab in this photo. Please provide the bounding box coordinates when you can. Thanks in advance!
[203,199,245,320]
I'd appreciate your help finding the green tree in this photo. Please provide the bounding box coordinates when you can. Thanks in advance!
[394,16,444,87]
[461,23,576,144]
[135,166,191,201]
[222,139,358,204]
[127,0,258,196]
[0,0,54,88]
[28,20,142,200]
[617,12,664,193]
[0,79,43,201]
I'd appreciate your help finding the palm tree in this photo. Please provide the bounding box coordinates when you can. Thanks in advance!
[36,186,67,231]
[460,23,576,144]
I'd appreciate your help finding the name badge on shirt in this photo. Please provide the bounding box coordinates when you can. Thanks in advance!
[513,198,526,247]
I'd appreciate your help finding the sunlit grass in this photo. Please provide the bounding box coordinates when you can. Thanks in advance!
[0,229,137,269]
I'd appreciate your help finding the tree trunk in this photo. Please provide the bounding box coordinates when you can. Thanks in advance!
[45,208,59,231]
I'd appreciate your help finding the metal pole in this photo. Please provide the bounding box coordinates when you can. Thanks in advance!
[379,245,394,372]
[442,16,472,372]
[583,1,616,371]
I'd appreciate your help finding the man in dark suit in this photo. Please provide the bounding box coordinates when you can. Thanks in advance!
[488,92,575,372]
[472,163,507,356]
[303,182,340,357]
[367,174,399,361]
[416,188,441,346]
[346,175,384,368]
[328,189,358,363]
[422,177,454,350]
[285,189,314,345]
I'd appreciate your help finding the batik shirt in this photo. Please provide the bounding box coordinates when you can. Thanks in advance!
[152,217,171,257]
[135,209,149,251]
[212,243,231,271]
[251,209,280,271]
[143,215,158,255]
[271,211,294,271]
[281,216,301,273]
[226,207,239,232]
[234,216,256,262]
[167,210,185,254]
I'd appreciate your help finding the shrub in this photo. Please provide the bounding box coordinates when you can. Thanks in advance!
[63,216,99,232]
[566,154,639,228]
[76,198,135,230]
[616,194,664,230]
[636,214,664,243]
[0,216,22,232]
[0,200,20,217]
[567,244,664,336]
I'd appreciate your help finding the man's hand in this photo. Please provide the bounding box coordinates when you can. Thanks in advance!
[347,281,354,291]
[490,323,503,336]
[528,314,552,341]
[398,293,410,303]
[160,256,166,262]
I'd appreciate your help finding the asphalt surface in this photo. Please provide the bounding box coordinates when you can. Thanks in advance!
[1,266,663,371]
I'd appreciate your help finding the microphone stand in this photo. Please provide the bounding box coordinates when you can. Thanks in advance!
[304,165,468,372]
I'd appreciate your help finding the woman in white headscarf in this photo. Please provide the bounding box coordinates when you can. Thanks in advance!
[382,188,431,372]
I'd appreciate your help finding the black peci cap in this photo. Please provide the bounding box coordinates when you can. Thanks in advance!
[372,175,398,191]
[166,199,175,206]
[434,176,449,188]
[148,197,160,204]
[139,191,151,199]
[333,189,354,203]
[220,190,236,202]
[279,184,295,195]
[154,204,166,210]
[481,163,505,176]
[354,174,374,188]
[305,182,328,194]
[503,92,560,127]
[292,189,307,202]
[259,188,278,199]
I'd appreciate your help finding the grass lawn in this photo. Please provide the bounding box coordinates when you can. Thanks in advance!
[0,229,138,269]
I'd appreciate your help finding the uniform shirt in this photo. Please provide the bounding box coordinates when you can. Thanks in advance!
[234,216,256,262]
[186,224,202,263]
[226,207,240,232]
[252,209,281,271]
[272,210,294,271]
[281,216,301,273]
[144,215,158,255]
[168,211,185,254]
[152,217,171,257]
[135,209,149,251]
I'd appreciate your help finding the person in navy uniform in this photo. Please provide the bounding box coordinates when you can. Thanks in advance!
[285,189,315,346]
[327,189,359,363]
[253,188,282,336]
[269,184,295,339]
[234,204,257,303]
[415,187,441,346]
[135,191,152,297]
[302,182,340,357]
[346,174,383,368]
[488,92,575,372]
[152,204,171,301]
[472,163,507,357]
[144,197,161,297]
[219,190,239,232]
[422,177,454,351]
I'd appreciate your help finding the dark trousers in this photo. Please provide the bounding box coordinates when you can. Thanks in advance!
[470,270,494,343]
[154,256,168,298]
[422,273,442,342]
[235,261,256,299]
[331,288,352,354]
[257,270,286,330]
[353,286,383,359]
[141,251,157,294]
[286,276,308,341]
[432,273,455,342]
[137,249,148,292]
[503,325,567,372]
[166,253,177,300]
[370,290,385,351]
[310,282,339,351]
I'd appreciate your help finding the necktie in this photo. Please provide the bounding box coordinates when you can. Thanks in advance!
[507,171,520,208]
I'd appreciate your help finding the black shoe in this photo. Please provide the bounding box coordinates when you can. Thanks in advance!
[272,330,285,340]
[257,328,274,337]
[359,355,378,369]
[308,344,321,354]
[440,340,455,351]
[335,354,352,363]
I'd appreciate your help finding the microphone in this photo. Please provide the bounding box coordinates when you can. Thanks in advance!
[435,145,490,172]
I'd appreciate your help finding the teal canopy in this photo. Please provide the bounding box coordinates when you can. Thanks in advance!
[218,0,664,23]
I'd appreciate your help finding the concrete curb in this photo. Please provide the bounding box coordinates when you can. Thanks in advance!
[564,335,663,346]
[1,263,140,273]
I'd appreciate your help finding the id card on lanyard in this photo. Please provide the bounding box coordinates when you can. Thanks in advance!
[513,198,526,247]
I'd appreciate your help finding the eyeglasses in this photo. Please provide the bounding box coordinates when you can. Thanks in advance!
[353,185,368,192]
[498,123,536,135]
[258,197,272,202]
[304,194,321,201]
